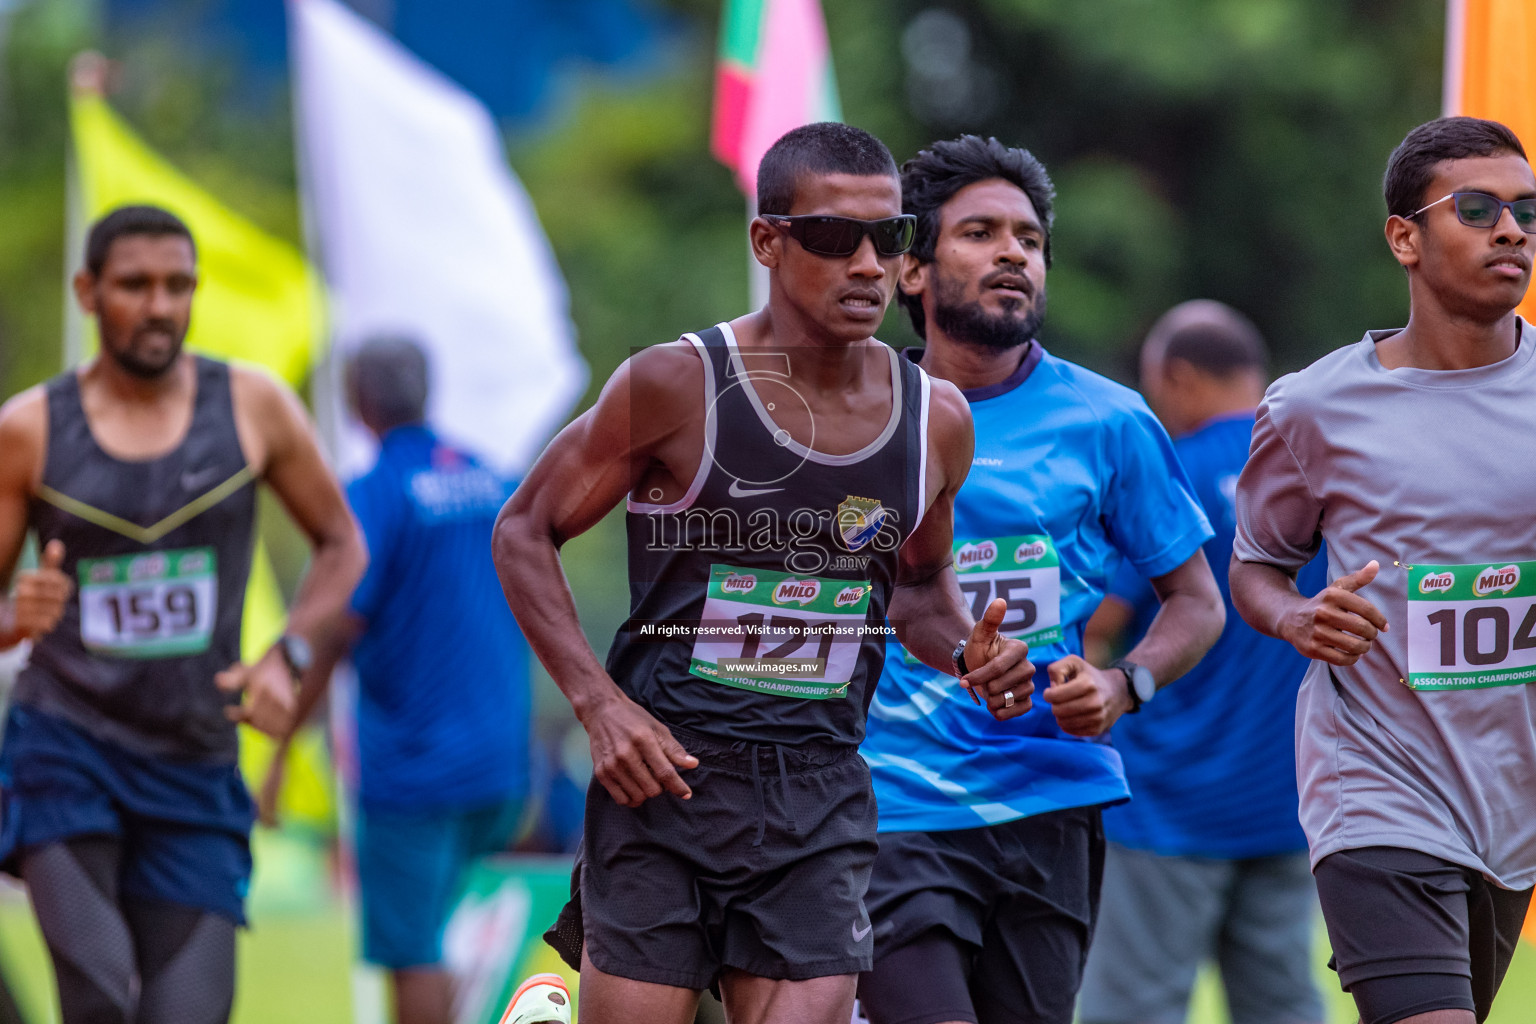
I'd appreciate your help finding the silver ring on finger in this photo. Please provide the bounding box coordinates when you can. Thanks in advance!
[1003,690,1015,708]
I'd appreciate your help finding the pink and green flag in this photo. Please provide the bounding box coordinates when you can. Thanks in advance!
[711,0,842,196]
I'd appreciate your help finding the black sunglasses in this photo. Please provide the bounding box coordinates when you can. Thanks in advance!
[1411,191,1536,233]
[770,214,917,257]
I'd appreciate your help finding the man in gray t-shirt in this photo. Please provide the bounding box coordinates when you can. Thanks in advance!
[1232,116,1536,1024]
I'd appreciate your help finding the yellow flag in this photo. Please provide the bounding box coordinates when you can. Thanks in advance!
[69,92,336,829]
[1444,0,1536,328]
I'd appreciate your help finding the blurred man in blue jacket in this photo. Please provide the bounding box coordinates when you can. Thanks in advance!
[266,336,533,1024]
[1079,301,1325,1024]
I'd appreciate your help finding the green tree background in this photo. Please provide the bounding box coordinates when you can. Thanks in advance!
[3,0,1445,400]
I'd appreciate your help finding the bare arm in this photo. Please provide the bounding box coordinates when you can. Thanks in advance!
[216,368,368,737]
[887,379,1036,720]
[493,344,703,808]
[1045,549,1224,737]
[1127,550,1224,683]
[0,390,70,650]
[257,612,361,826]
[1230,554,1386,665]
[1082,596,1134,667]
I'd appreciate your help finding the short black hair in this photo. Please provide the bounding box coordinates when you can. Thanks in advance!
[756,122,899,216]
[898,136,1056,338]
[348,336,430,431]
[1147,300,1267,378]
[85,205,196,276]
[1384,116,1528,219]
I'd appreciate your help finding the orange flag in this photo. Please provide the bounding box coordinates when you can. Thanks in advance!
[1444,0,1536,327]
[1450,12,1536,941]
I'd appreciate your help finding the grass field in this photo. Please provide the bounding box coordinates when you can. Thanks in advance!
[0,831,1530,1024]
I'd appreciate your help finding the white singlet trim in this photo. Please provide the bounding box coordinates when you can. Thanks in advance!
[625,334,716,514]
[718,320,902,467]
[908,368,933,536]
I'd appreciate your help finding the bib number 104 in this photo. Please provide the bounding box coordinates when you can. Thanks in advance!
[1424,605,1536,667]
[1405,560,1536,689]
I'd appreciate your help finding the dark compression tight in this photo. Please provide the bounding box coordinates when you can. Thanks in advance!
[21,836,236,1024]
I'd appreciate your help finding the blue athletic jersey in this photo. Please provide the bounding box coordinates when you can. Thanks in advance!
[1103,412,1324,858]
[347,426,531,810]
[863,346,1212,833]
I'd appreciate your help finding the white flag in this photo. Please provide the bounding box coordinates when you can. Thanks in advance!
[291,0,587,477]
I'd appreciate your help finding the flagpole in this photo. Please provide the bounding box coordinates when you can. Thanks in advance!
[61,55,106,370]
[1443,0,1465,117]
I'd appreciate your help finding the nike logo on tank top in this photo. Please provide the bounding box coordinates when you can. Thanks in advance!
[19,357,257,762]
[606,323,930,749]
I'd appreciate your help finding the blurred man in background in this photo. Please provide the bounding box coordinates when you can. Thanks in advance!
[263,336,534,1024]
[0,204,365,1024]
[855,136,1225,1024]
[1077,301,1326,1024]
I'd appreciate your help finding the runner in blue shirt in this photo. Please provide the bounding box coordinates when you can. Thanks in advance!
[266,338,532,1024]
[855,137,1225,1024]
[1078,301,1327,1024]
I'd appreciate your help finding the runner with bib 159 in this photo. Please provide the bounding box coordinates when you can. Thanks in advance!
[0,205,365,1024]
[1231,117,1536,1024]
[491,123,1034,1024]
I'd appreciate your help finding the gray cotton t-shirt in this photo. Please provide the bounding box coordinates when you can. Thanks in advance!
[1233,322,1536,889]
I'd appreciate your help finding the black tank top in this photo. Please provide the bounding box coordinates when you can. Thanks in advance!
[18,357,257,762]
[605,323,930,749]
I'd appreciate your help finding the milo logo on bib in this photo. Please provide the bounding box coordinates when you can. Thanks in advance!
[956,541,998,571]
[772,578,820,606]
[834,585,869,608]
[1473,565,1520,596]
[1406,558,1536,690]
[1015,540,1049,562]
[1419,572,1455,594]
[721,572,757,595]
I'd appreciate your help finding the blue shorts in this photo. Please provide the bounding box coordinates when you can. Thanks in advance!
[0,705,254,924]
[356,797,523,969]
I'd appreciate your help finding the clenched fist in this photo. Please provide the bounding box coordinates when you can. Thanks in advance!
[6,540,71,643]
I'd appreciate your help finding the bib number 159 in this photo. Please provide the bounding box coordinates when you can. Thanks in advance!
[78,548,218,659]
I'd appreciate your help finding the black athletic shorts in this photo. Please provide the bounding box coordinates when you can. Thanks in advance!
[1313,846,1534,1024]
[544,725,877,991]
[857,805,1105,1024]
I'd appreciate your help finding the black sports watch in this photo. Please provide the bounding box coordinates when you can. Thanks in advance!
[1112,658,1156,713]
[951,637,970,677]
[277,633,313,682]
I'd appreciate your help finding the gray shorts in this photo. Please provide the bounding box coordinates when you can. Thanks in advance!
[1077,843,1325,1024]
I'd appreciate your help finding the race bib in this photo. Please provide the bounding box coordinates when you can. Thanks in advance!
[689,563,875,699]
[904,535,1062,666]
[1405,560,1536,690]
[78,547,218,658]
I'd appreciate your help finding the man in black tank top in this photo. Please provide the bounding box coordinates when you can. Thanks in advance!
[493,124,1036,1024]
[0,205,366,1024]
